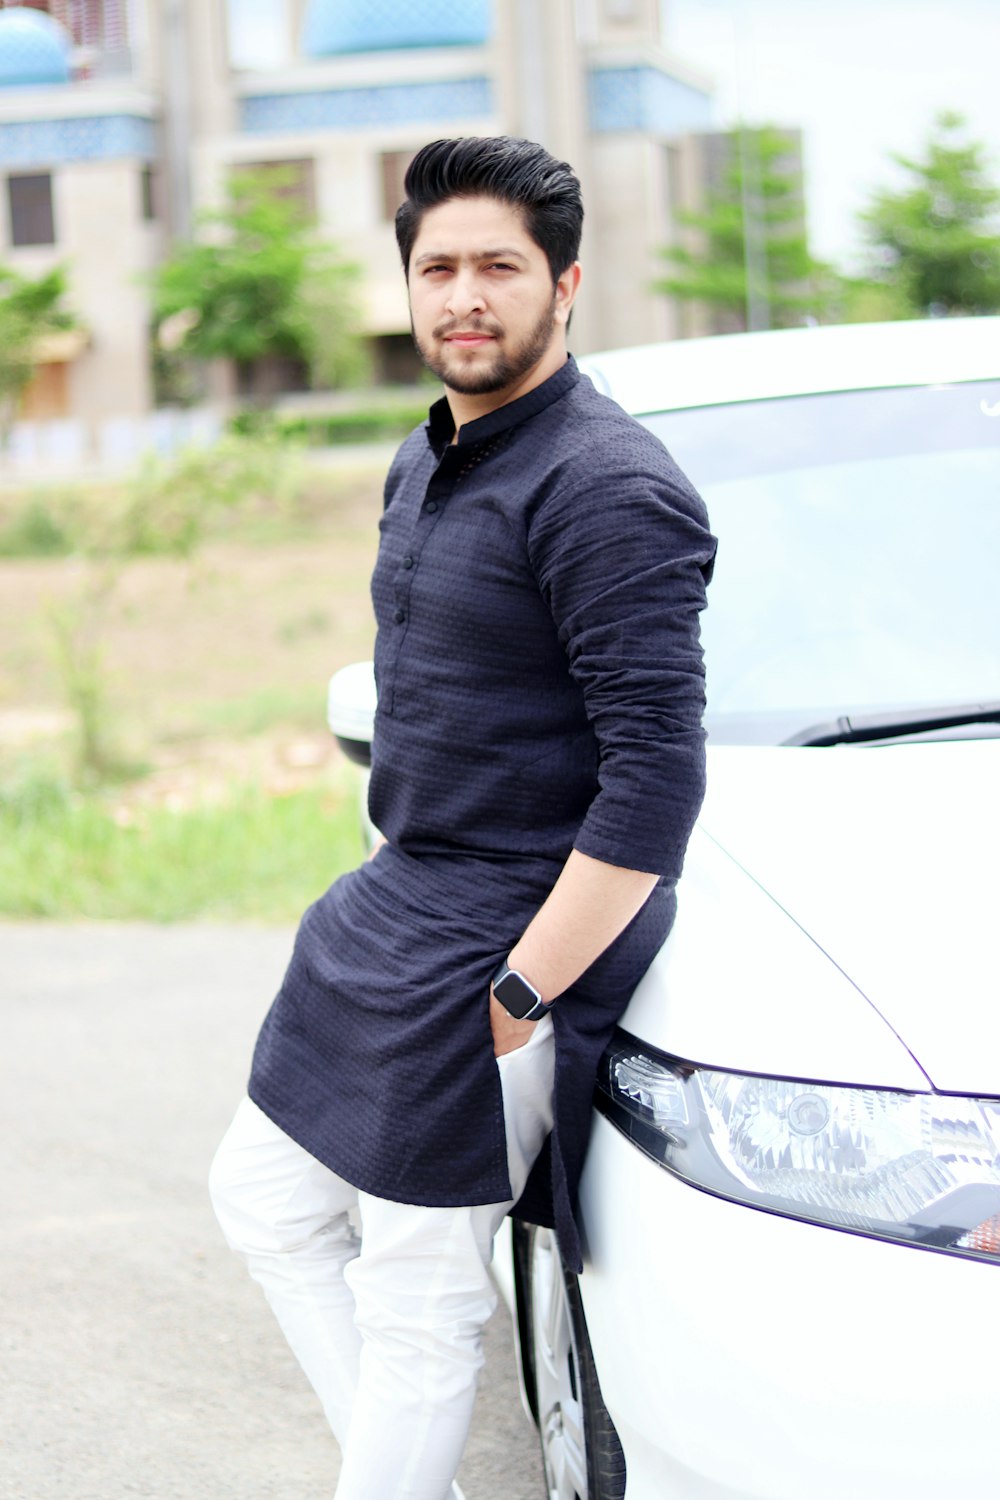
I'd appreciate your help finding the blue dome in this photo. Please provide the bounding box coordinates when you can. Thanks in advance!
[0,8,72,87]
[302,0,491,58]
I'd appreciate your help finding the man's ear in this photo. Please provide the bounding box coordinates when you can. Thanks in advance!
[554,262,582,327]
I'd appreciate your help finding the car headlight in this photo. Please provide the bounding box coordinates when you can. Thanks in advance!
[596,1036,1000,1262]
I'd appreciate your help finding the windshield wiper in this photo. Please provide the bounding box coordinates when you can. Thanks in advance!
[783,701,1000,747]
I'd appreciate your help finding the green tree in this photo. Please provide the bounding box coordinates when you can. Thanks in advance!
[0,263,77,442]
[858,111,1000,317]
[656,126,838,332]
[151,168,368,396]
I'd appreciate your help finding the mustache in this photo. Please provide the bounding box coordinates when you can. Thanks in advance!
[433,317,504,340]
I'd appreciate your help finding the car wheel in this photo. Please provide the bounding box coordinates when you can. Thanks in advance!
[521,1223,626,1500]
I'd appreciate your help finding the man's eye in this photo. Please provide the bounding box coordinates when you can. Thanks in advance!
[489,263,517,272]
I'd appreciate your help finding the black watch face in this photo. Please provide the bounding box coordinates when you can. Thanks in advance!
[494,969,539,1019]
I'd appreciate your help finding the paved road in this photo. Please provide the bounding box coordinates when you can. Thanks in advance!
[1,922,546,1500]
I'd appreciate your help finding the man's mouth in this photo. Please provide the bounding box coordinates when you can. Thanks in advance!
[444,333,496,348]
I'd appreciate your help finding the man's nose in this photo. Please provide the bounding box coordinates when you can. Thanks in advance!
[445,270,486,319]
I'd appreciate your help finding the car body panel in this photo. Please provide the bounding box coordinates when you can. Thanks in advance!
[572,321,1000,1498]
[619,816,930,1093]
[692,740,1000,1094]
[329,316,1000,1496]
[578,314,1000,414]
[577,1113,1000,1500]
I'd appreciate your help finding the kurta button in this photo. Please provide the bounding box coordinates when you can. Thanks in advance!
[402,555,414,569]
[425,500,438,513]
[394,608,406,624]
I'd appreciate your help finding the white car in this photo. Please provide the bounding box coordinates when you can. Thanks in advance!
[328,315,1000,1500]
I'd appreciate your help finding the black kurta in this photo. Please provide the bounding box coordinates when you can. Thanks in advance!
[249,357,715,1271]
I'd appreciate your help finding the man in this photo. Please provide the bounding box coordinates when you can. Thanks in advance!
[210,136,715,1500]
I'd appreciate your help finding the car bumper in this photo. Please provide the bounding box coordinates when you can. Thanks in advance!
[576,1111,1000,1500]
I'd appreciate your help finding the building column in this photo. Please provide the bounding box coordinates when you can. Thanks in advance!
[494,0,600,353]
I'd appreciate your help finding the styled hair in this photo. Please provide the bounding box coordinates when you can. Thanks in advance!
[395,136,584,282]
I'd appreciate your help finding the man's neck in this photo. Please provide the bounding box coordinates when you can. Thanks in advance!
[445,345,569,440]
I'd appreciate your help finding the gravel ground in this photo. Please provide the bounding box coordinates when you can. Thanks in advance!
[1,921,545,1500]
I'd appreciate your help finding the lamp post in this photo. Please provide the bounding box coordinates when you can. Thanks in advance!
[737,120,770,331]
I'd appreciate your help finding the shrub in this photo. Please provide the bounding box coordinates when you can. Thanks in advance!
[230,403,427,447]
[0,496,74,557]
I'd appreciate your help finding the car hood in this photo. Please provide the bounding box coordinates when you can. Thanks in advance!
[669,740,998,1095]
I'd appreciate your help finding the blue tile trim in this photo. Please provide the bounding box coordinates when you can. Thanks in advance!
[0,112,155,166]
[301,0,492,57]
[588,66,712,135]
[240,75,493,134]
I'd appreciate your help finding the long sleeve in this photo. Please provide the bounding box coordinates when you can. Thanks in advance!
[527,456,716,877]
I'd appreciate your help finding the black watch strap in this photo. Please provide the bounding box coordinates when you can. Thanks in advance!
[491,959,553,1022]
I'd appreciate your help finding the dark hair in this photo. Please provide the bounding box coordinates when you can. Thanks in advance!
[395,136,583,282]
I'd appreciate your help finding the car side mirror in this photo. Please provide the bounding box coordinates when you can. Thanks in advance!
[327,660,376,768]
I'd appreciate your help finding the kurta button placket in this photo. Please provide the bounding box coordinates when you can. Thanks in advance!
[376,453,460,714]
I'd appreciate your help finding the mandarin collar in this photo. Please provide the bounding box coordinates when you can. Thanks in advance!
[425,356,580,453]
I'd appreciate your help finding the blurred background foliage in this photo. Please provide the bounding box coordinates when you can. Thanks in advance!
[858,111,1000,318]
[0,263,79,444]
[0,430,377,919]
[656,124,840,330]
[151,168,370,401]
[2,102,998,922]
[657,112,1000,330]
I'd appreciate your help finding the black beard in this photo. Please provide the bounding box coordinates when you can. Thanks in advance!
[412,295,558,395]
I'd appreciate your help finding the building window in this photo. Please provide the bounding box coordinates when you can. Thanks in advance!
[236,158,316,220]
[663,144,683,220]
[8,173,56,247]
[226,0,290,70]
[372,333,423,385]
[380,150,414,222]
[140,164,156,221]
[20,361,70,421]
[0,0,128,48]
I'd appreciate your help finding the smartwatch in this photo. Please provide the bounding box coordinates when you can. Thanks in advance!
[491,959,553,1022]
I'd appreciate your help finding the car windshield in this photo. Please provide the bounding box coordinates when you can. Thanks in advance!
[642,380,1000,745]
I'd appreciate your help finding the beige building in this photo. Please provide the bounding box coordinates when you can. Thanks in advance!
[0,0,714,456]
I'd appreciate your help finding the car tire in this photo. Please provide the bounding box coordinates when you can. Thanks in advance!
[516,1222,626,1500]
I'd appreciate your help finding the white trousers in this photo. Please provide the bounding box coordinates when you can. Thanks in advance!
[209,1015,555,1500]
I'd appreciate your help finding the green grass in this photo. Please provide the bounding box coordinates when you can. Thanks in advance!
[195,684,330,737]
[0,435,385,558]
[0,772,364,921]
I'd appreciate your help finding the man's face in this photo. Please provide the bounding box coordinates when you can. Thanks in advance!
[407,195,574,398]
